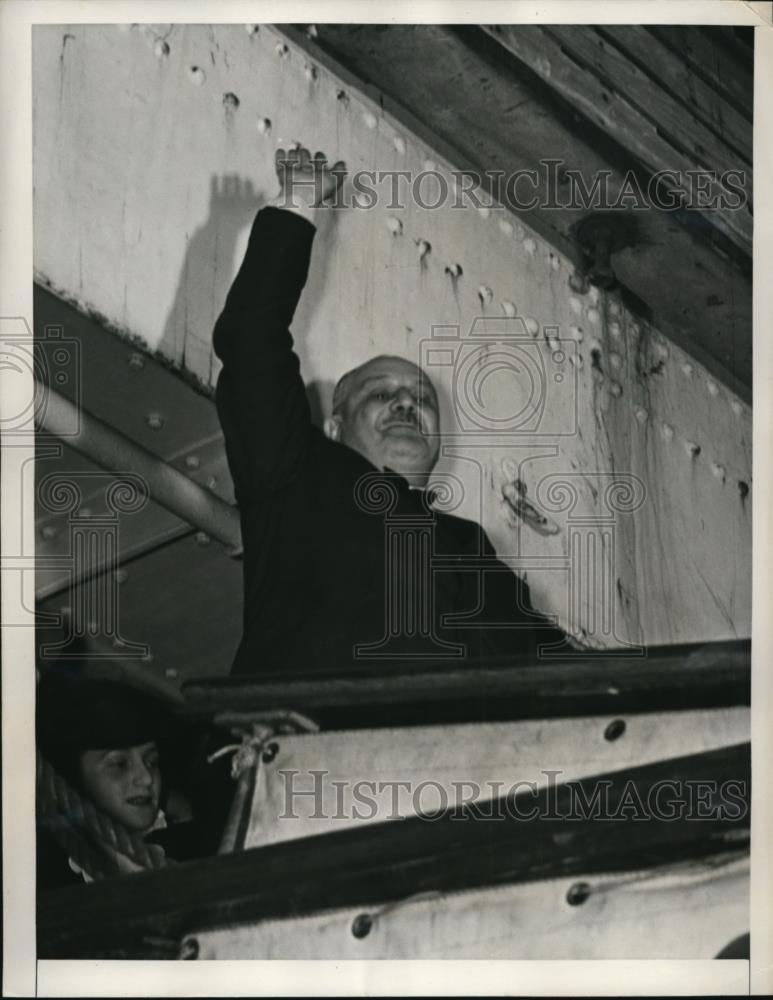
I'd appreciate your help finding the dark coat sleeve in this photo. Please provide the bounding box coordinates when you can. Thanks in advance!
[213,207,316,502]
[476,530,569,661]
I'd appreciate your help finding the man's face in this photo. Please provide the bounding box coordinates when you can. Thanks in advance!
[328,357,440,483]
[79,741,161,834]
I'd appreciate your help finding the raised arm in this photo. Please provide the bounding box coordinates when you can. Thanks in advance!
[213,148,345,502]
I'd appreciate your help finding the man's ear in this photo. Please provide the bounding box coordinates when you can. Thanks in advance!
[324,415,343,442]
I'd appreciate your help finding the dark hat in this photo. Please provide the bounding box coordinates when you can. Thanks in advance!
[37,665,176,779]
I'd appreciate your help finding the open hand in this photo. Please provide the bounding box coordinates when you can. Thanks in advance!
[274,146,347,207]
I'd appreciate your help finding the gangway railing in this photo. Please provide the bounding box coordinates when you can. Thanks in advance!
[180,638,750,730]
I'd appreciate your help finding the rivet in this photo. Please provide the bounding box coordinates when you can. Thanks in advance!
[154,39,170,58]
[423,158,438,172]
[569,296,582,315]
[606,685,621,695]
[165,668,179,680]
[416,239,431,261]
[188,66,205,86]
[498,218,514,237]
[569,354,583,369]
[185,455,200,469]
[547,335,561,354]
[711,462,726,482]
[128,353,145,371]
[738,480,749,500]
[609,381,622,397]
[681,362,694,377]
[305,24,318,38]
[393,135,406,155]
[604,718,626,741]
[223,93,240,110]
[549,253,561,271]
[586,307,600,324]
[500,301,516,317]
[608,321,621,338]
[179,936,200,960]
[684,440,701,458]
[608,301,620,317]
[569,325,583,341]
[261,741,279,763]
[608,352,622,370]
[566,881,592,906]
[114,568,129,584]
[522,237,536,255]
[386,216,403,236]
[41,525,58,540]
[336,89,349,107]
[275,42,289,58]
[256,117,272,136]
[287,140,301,151]
[351,913,373,939]
[478,285,493,306]
[706,379,719,397]
[524,317,539,337]
[363,110,377,129]
[588,286,600,305]
[730,399,743,416]
[661,422,674,441]
[635,407,648,423]
[146,412,164,430]
[304,63,317,83]
[244,24,260,36]
[592,369,605,384]
[195,531,210,546]
[445,263,463,279]
[654,342,669,360]
[568,270,589,295]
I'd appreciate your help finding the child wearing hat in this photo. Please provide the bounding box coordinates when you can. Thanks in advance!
[36,665,186,888]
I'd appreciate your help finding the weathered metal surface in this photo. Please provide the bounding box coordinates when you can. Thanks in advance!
[32,24,751,650]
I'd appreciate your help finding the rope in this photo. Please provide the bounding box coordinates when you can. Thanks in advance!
[37,750,168,879]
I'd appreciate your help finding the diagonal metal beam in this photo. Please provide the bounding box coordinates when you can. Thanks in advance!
[36,384,243,555]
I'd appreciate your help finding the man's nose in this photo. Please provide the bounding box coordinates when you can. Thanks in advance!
[391,389,416,412]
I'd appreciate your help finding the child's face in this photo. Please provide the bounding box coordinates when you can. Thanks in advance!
[79,741,161,834]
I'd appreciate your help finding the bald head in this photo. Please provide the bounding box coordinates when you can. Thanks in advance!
[325,355,441,486]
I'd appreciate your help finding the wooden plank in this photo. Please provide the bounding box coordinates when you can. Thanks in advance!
[546,25,751,180]
[181,639,751,729]
[597,26,751,162]
[37,742,750,958]
[647,26,753,121]
[483,25,751,254]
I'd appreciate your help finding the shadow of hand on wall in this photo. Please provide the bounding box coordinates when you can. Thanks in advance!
[159,174,262,389]
[159,173,339,428]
